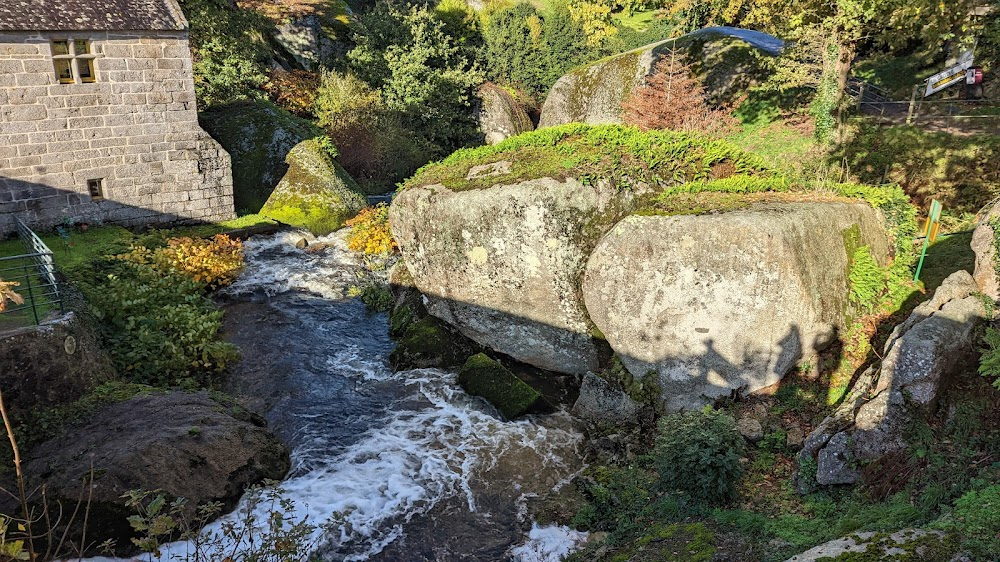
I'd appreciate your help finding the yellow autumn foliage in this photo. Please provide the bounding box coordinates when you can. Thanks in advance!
[345,204,398,256]
[118,235,245,289]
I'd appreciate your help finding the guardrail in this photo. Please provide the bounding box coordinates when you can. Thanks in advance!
[848,80,1000,123]
[0,218,63,327]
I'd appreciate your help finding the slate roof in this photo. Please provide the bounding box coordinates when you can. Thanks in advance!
[0,0,187,31]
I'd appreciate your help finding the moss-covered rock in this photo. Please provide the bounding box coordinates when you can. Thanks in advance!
[538,27,782,128]
[200,100,325,214]
[392,125,776,375]
[477,83,534,145]
[389,316,482,370]
[457,353,547,420]
[260,139,366,235]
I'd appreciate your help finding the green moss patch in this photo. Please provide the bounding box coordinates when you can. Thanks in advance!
[457,353,546,420]
[389,316,481,370]
[261,138,366,235]
[402,124,775,192]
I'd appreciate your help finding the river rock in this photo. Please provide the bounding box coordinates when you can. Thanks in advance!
[583,202,889,411]
[476,83,533,145]
[799,271,985,489]
[737,417,764,442]
[25,391,290,545]
[389,315,483,370]
[390,177,648,374]
[784,530,953,562]
[261,138,366,235]
[572,372,643,427]
[539,27,781,128]
[458,353,547,420]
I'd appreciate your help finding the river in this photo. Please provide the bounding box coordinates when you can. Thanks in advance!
[141,230,590,562]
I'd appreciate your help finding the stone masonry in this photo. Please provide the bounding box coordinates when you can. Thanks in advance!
[0,11,234,233]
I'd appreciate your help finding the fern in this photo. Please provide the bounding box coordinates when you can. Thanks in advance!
[978,327,1000,390]
[848,246,886,313]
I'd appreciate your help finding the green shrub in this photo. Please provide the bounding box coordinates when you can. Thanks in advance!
[848,246,886,314]
[180,0,274,108]
[571,465,659,532]
[84,259,238,387]
[978,326,1000,390]
[653,406,746,504]
[953,485,1000,558]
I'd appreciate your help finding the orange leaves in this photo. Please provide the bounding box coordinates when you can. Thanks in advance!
[345,204,398,256]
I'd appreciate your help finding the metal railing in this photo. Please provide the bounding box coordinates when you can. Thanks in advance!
[0,218,63,327]
[848,80,1000,123]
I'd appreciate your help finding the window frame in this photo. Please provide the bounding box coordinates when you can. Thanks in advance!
[51,38,98,84]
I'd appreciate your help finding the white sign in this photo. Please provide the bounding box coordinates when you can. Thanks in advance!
[925,52,975,97]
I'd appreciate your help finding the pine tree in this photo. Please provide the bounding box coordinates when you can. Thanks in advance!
[622,51,741,136]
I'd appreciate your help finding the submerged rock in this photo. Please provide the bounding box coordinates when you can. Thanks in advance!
[261,138,366,235]
[25,391,290,546]
[583,202,889,411]
[539,27,781,128]
[798,271,986,489]
[458,353,548,420]
[389,315,482,370]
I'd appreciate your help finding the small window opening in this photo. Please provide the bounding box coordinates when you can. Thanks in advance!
[52,39,97,84]
[87,178,104,201]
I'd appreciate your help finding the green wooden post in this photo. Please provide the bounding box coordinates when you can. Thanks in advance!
[914,200,942,283]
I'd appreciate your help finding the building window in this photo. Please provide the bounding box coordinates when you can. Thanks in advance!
[51,39,97,84]
[87,178,104,201]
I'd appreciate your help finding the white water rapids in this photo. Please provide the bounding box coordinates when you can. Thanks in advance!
[108,230,589,562]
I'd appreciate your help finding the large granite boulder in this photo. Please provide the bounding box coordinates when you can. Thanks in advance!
[390,176,647,374]
[477,83,534,145]
[538,27,782,128]
[26,391,290,546]
[583,202,889,411]
[798,271,986,489]
[261,138,366,235]
[972,198,1000,300]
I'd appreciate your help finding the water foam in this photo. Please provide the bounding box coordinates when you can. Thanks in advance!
[509,524,590,562]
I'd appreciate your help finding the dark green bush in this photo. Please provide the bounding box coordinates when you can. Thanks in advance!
[82,259,238,387]
[653,406,746,503]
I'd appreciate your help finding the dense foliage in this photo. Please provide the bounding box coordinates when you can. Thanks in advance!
[119,235,245,290]
[179,0,275,108]
[653,407,746,503]
[348,2,483,155]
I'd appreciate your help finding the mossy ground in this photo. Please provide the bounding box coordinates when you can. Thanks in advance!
[402,123,774,192]
[457,353,545,420]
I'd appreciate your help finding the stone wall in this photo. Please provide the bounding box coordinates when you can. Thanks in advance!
[0,30,234,233]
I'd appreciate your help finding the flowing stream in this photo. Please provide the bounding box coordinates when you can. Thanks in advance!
[142,230,589,561]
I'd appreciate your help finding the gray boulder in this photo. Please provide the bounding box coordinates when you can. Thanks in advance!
[390,177,649,374]
[799,271,985,488]
[477,83,534,145]
[972,198,1000,300]
[784,530,952,562]
[26,391,290,543]
[572,372,643,427]
[539,27,781,128]
[583,202,889,411]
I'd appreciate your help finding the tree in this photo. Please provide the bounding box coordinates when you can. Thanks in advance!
[348,3,483,153]
[622,52,741,135]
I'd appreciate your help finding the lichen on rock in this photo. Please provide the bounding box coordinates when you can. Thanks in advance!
[261,138,366,235]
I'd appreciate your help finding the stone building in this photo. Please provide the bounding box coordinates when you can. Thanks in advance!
[0,0,234,233]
